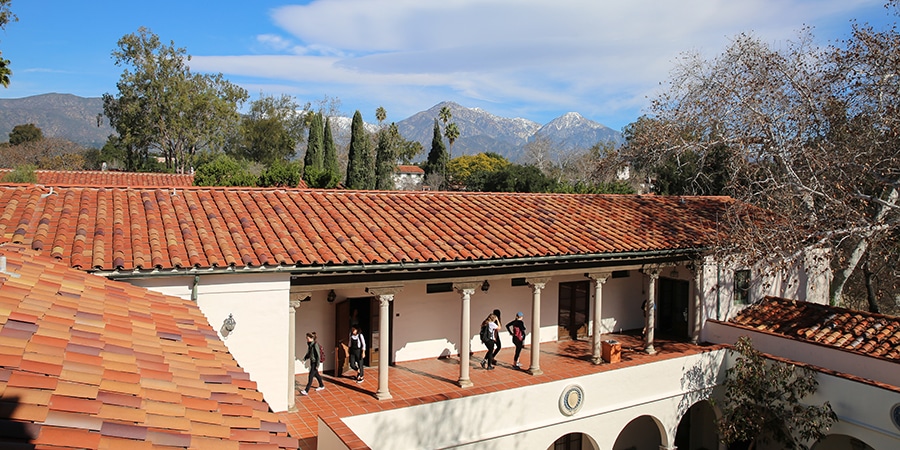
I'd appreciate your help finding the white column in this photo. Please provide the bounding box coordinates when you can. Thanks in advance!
[454,283,479,388]
[645,269,659,355]
[527,278,549,376]
[587,272,611,364]
[368,286,402,400]
[287,298,302,411]
[691,261,703,344]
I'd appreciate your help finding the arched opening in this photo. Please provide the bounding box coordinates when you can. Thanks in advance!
[675,400,719,450]
[549,432,597,450]
[613,415,663,450]
[812,434,875,450]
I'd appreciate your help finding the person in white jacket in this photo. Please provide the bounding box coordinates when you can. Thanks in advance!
[348,325,366,383]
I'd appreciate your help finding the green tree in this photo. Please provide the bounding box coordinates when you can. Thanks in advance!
[0,0,17,87]
[344,110,373,189]
[472,164,556,193]
[258,159,302,188]
[319,116,341,188]
[303,112,325,185]
[8,123,43,145]
[424,118,448,189]
[1,164,36,183]
[374,125,396,190]
[448,152,510,187]
[103,27,248,173]
[233,94,306,165]
[718,337,836,450]
[193,154,257,187]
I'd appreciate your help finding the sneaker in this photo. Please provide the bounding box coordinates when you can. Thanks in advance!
[315,386,325,391]
[300,390,308,396]
[487,366,495,370]
[480,359,487,368]
[356,377,364,384]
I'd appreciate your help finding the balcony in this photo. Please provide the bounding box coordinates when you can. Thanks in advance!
[277,331,723,450]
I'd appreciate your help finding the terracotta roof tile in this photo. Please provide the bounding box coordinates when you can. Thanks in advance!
[0,169,195,188]
[0,185,735,272]
[730,296,900,361]
[0,245,298,449]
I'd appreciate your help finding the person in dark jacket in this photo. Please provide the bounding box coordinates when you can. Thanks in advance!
[480,313,500,370]
[506,311,526,368]
[348,325,366,383]
[300,331,325,395]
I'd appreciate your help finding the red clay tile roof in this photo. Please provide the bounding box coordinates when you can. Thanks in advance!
[0,185,735,272]
[730,296,900,360]
[0,169,196,187]
[395,165,424,174]
[0,244,298,449]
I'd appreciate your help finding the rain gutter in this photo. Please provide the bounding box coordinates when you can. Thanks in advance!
[98,247,709,281]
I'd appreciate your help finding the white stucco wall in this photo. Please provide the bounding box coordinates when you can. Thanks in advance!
[127,272,292,412]
[340,350,727,449]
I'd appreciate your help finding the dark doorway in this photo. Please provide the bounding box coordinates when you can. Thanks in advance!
[558,281,590,341]
[658,277,690,340]
[335,296,392,376]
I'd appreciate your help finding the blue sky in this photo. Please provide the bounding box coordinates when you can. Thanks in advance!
[0,0,894,131]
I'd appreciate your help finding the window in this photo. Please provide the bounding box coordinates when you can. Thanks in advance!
[734,269,751,305]
[553,433,583,450]
[426,282,453,294]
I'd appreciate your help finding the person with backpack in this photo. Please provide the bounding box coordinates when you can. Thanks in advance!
[348,325,366,383]
[300,331,325,395]
[506,311,526,369]
[479,313,500,370]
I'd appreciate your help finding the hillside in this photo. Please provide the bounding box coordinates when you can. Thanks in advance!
[0,93,114,148]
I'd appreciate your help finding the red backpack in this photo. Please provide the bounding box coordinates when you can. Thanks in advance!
[318,343,326,363]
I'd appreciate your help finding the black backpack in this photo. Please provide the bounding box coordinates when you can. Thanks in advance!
[480,324,492,344]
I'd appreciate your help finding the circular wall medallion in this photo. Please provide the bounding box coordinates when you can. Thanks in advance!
[892,403,900,431]
[559,384,585,416]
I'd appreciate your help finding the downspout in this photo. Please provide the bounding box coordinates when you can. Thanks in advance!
[192,275,200,302]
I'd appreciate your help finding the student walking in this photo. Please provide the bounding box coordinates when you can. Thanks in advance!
[300,332,325,395]
[480,313,500,370]
[491,308,502,364]
[506,312,526,368]
[348,325,366,383]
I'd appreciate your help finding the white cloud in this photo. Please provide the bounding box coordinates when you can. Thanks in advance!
[188,0,886,127]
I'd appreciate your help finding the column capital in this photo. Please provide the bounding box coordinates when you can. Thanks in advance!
[367,286,403,297]
[453,281,481,294]
[644,266,660,280]
[526,277,550,290]
[585,271,612,283]
[289,299,302,310]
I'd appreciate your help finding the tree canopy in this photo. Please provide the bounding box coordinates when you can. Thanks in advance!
[717,337,836,450]
[232,94,306,166]
[620,8,900,312]
[0,0,16,87]
[103,27,248,173]
[8,123,43,145]
[344,110,374,190]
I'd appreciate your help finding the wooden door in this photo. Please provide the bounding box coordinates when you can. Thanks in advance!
[558,281,590,341]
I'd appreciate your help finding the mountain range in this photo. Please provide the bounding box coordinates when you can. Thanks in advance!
[0,94,623,162]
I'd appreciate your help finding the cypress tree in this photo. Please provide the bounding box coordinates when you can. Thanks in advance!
[425,118,448,183]
[321,116,340,188]
[345,110,373,189]
[303,112,324,185]
[374,125,396,190]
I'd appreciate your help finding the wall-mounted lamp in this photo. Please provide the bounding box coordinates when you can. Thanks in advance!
[481,280,490,292]
[327,290,336,303]
[221,313,236,338]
